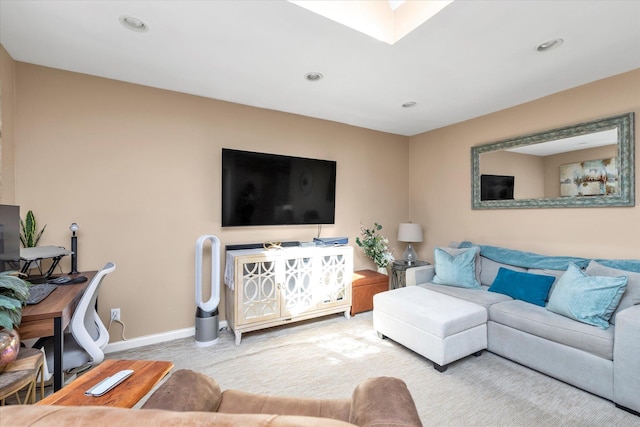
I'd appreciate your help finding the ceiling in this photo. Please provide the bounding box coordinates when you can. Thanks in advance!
[1,0,639,136]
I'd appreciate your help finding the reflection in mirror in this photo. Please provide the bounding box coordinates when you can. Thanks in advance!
[472,113,634,209]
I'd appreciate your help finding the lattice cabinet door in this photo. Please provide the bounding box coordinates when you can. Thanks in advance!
[280,255,318,317]
[236,256,281,325]
[316,247,353,310]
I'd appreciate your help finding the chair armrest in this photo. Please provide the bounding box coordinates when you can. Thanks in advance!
[141,369,222,412]
[405,265,435,286]
[613,304,640,413]
[349,377,422,427]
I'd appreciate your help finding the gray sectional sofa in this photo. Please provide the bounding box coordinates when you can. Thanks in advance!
[397,243,640,414]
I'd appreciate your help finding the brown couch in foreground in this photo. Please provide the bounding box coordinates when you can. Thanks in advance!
[1,369,423,426]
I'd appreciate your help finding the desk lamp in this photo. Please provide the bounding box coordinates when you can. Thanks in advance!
[70,223,79,274]
[397,223,423,264]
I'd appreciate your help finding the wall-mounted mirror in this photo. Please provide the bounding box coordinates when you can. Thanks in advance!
[472,112,635,209]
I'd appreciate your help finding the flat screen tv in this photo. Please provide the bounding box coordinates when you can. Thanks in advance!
[222,149,336,227]
[0,205,21,272]
[481,175,515,201]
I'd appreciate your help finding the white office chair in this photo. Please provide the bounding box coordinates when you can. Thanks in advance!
[35,262,116,378]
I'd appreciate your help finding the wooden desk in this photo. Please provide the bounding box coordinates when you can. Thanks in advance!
[18,271,97,392]
[37,359,174,408]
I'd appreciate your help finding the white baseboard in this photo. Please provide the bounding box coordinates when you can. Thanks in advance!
[104,320,228,354]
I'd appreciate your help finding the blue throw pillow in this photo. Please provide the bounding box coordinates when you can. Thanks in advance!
[488,267,556,307]
[432,246,481,289]
[546,263,628,329]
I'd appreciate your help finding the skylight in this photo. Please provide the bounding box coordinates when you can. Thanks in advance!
[289,0,454,44]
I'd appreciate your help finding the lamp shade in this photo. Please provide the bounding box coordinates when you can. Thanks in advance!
[397,223,423,243]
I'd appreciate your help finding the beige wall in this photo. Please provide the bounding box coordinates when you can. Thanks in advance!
[0,45,16,204]
[11,62,409,342]
[410,69,640,262]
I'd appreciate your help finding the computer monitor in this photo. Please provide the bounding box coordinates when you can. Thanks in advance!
[0,205,21,272]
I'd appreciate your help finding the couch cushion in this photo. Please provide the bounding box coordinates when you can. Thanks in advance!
[0,406,357,427]
[350,377,422,427]
[490,300,614,360]
[141,368,222,412]
[547,263,627,329]
[586,260,640,324]
[488,267,555,307]
[220,389,350,421]
[420,283,512,310]
[479,257,526,286]
[527,268,565,296]
[432,246,481,289]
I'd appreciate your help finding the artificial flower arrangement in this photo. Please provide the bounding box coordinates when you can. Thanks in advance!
[355,222,394,269]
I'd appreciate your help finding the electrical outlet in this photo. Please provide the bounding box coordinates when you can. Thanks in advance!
[110,308,121,321]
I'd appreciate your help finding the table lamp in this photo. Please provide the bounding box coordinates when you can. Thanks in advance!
[398,223,423,264]
[70,222,79,274]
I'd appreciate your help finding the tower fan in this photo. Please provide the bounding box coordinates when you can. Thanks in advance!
[195,235,220,347]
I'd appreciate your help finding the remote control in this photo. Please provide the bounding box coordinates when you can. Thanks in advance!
[85,369,134,396]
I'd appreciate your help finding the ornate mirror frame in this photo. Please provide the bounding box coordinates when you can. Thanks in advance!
[472,112,635,209]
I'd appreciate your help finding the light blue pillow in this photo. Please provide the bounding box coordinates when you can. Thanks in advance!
[546,263,627,329]
[488,267,555,307]
[432,246,481,289]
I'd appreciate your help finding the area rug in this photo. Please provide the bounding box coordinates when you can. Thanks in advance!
[109,312,638,426]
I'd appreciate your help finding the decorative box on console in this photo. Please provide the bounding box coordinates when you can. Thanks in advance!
[351,270,389,316]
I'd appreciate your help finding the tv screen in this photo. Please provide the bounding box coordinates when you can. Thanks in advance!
[222,149,336,227]
[0,205,20,272]
[481,175,514,201]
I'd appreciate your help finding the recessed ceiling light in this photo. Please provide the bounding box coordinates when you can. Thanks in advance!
[119,15,149,33]
[536,38,563,52]
[305,72,323,82]
[402,101,417,108]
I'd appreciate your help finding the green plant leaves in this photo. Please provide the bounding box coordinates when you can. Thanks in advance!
[0,271,30,329]
[20,210,46,248]
[356,223,394,268]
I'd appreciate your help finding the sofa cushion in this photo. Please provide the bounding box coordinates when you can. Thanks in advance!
[350,377,422,427]
[547,263,627,329]
[488,267,555,307]
[479,257,526,286]
[432,246,481,289]
[0,406,357,427]
[490,300,614,360]
[141,368,222,412]
[420,283,512,310]
[220,389,350,421]
[527,268,565,295]
[586,260,640,324]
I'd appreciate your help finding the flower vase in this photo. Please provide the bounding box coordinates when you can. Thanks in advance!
[377,266,388,275]
[0,328,20,373]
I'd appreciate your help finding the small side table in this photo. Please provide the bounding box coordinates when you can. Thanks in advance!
[390,260,429,290]
[37,359,173,408]
[351,270,389,316]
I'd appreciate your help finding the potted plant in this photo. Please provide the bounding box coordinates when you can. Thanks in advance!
[0,271,30,372]
[356,223,394,274]
[20,210,46,248]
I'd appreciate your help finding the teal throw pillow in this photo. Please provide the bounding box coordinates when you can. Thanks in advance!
[488,267,556,307]
[586,260,640,325]
[432,246,481,289]
[546,263,627,329]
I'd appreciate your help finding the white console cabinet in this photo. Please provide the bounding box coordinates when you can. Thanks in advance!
[224,246,353,344]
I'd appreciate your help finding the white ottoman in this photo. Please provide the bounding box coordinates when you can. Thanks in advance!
[373,286,487,372]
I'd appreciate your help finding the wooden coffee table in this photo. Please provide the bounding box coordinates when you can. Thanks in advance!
[36,359,173,408]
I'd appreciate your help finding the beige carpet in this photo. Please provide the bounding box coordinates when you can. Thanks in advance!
[109,312,639,426]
